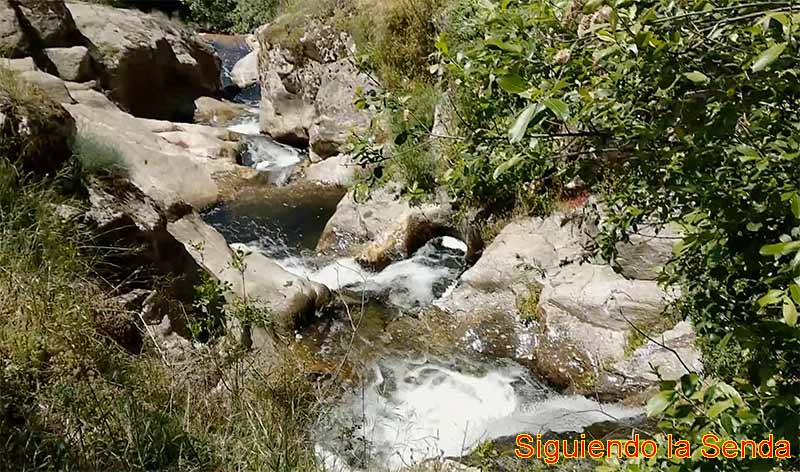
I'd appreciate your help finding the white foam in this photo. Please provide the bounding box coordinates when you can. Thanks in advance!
[441,236,468,252]
[227,116,261,135]
[320,358,641,470]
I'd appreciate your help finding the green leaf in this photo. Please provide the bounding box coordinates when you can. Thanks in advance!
[757,289,784,307]
[707,399,734,418]
[791,193,800,220]
[484,37,522,53]
[542,98,569,120]
[684,71,709,83]
[783,296,798,326]
[508,103,543,143]
[746,222,762,232]
[789,283,800,304]
[751,43,787,72]
[496,74,528,94]
[759,241,800,256]
[435,33,448,55]
[583,0,604,13]
[492,155,523,180]
[646,390,674,416]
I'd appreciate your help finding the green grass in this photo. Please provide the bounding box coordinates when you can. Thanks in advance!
[0,153,329,470]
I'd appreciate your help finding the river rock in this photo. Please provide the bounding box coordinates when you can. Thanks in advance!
[598,320,703,397]
[45,45,92,81]
[0,0,79,57]
[437,211,587,316]
[0,57,36,72]
[66,1,221,121]
[16,0,79,48]
[533,263,673,396]
[0,2,24,56]
[193,96,247,126]
[257,23,371,151]
[20,70,75,103]
[317,182,457,268]
[167,213,331,341]
[303,154,360,186]
[436,205,700,400]
[231,49,258,88]
[64,102,220,210]
[0,69,75,173]
[614,224,680,280]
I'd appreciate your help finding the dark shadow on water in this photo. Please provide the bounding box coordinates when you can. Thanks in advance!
[201,183,346,258]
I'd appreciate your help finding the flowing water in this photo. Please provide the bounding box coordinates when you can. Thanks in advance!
[204,37,642,471]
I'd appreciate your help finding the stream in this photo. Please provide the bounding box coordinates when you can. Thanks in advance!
[204,39,642,471]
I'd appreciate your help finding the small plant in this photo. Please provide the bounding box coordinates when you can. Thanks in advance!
[516,283,542,323]
[72,135,128,178]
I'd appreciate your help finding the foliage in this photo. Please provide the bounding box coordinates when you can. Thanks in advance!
[181,0,279,32]
[366,0,800,469]
[0,154,325,470]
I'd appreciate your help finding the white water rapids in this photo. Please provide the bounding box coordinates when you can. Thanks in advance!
[204,38,643,472]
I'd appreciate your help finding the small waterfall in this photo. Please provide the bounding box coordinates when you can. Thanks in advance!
[238,135,304,185]
[317,356,640,470]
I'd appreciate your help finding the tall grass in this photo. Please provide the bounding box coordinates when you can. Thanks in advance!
[0,148,323,470]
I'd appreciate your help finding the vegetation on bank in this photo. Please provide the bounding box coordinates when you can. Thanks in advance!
[0,75,327,469]
[349,0,800,470]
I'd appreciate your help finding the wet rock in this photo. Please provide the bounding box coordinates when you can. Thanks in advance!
[19,70,74,103]
[0,71,75,173]
[437,210,587,316]
[437,205,700,400]
[0,56,36,72]
[193,96,247,126]
[317,182,457,268]
[231,49,258,88]
[167,213,331,342]
[45,45,92,81]
[66,1,221,121]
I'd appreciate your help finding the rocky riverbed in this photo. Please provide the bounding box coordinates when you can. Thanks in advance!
[0,2,702,470]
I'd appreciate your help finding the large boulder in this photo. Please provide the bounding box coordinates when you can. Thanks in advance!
[193,96,248,126]
[19,69,74,103]
[437,211,587,316]
[0,56,35,72]
[231,49,258,89]
[44,45,91,81]
[0,0,80,58]
[66,1,221,121]
[0,68,75,173]
[317,183,458,268]
[436,205,702,400]
[64,102,221,210]
[167,213,331,342]
[614,224,680,280]
[257,23,370,152]
[303,153,361,186]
